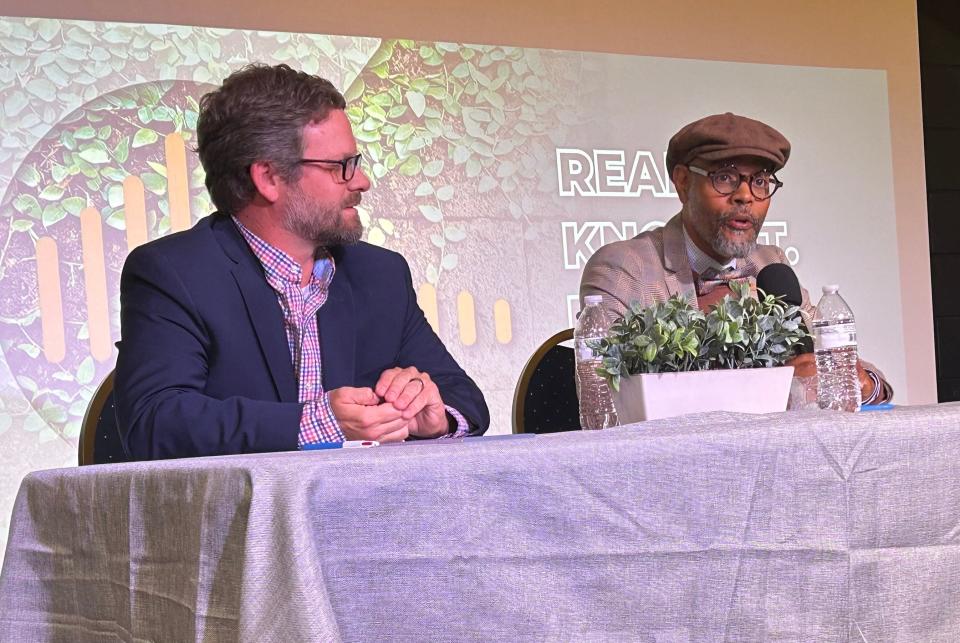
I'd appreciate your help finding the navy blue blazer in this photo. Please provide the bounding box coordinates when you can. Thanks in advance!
[115,214,489,460]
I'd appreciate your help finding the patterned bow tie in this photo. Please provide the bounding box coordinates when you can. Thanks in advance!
[695,266,750,296]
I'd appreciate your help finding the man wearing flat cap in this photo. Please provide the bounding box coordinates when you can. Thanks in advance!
[579,112,892,404]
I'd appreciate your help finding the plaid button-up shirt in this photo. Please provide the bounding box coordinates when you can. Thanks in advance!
[234,217,344,446]
[233,217,470,445]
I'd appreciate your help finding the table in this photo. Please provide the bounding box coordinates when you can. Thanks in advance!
[3,404,960,641]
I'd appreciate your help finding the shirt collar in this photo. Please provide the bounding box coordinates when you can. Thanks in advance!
[682,222,737,276]
[231,215,335,288]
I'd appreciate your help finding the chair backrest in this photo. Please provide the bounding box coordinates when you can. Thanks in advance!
[78,369,129,465]
[512,329,580,434]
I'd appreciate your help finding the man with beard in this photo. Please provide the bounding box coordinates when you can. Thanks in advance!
[115,64,489,460]
[579,112,891,403]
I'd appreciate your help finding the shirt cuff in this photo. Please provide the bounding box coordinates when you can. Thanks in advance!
[297,393,345,448]
[440,405,469,439]
[862,370,883,405]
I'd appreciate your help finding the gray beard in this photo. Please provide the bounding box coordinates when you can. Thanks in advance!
[711,233,757,259]
[283,188,363,247]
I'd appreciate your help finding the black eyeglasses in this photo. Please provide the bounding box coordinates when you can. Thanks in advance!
[688,165,783,201]
[298,153,363,182]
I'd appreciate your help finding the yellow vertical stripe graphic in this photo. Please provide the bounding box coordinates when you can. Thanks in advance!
[36,237,65,363]
[165,133,191,233]
[493,299,512,344]
[418,283,439,334]
[457,290,476,346]
[123,175,148,252]
[80,208,111,362]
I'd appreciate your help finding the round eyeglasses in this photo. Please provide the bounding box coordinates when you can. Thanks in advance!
[298,153,363,182]
[688,165,783,200]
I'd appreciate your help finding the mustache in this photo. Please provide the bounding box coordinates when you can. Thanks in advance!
[344,194,362,209]
[718,209,761,230]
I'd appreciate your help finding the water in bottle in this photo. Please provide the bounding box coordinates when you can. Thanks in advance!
[812,285,861,412]
[574,295,619,429]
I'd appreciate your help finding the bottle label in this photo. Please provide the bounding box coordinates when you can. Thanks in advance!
[814,323,857,350]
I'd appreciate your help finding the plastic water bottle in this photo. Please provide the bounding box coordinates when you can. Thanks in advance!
[813,285,861,412]
[574,295,618,429]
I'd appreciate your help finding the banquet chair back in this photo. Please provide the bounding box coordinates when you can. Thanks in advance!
[512,329,580,434]
[79,369,129,465]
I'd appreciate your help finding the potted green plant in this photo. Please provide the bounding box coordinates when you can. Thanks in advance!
[592,281,808,423]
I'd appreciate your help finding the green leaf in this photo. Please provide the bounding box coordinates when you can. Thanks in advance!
[107,184,125,208]
[422,159,444,177]
[418,204,442,222]
[370,92,394,108]
[76,356,95,385]
[406,91,426,118]
[26,78,56,100]
[4,91,28,117]
[147,161,168,177]
[62,196,86,216]
[452,145,471,165]
[133,128,159,148]
[11,220,34,232]
[105,209,126,230]
[436,185,454,201]
[398,155,421,176]
[394,123,415,142]
[141,172,166,195]
[17,375,38,394]
[365,104,387,122]
[43,203,67,228]
[414,181,434,196]
[78,143,110,164]
[444,225,467,242]
[50,163,69,183]
[113,137,130,163]
[39,185,65,201]
[493,139,514,155]
[17,164,41,187]
[344,77,366,103]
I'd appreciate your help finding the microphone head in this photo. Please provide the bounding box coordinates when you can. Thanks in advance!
[756,262,813,354]
[756,263,803,306]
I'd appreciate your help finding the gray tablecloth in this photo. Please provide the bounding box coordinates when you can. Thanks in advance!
[2,404,960,642]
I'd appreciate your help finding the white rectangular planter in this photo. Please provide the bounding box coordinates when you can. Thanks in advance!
[611,366,795,424]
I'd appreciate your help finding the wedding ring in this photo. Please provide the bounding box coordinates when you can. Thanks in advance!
[410,377,425,393]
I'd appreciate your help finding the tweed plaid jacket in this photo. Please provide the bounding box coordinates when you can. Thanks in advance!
[579,213,892,401]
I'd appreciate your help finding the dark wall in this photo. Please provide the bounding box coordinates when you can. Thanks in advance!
[919,1,960,401]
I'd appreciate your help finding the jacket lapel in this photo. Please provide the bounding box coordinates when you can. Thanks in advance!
[317,248,356,391]
[212,216,298,402]
[661,213,697,306]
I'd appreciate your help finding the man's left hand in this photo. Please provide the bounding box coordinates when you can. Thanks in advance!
[375,366,449,438]
[785,353,877,402]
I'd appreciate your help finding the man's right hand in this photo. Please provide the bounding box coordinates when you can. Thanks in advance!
[328,387,409,443]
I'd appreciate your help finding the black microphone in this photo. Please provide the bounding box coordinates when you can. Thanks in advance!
[756,263,814,354]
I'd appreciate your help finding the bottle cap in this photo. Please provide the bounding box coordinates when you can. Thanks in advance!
[584,294,603,305]
[821,284,839,294]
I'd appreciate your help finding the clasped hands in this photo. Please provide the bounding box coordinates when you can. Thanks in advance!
[328,366,449,443]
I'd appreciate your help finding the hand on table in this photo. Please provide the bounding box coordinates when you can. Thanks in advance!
[375,366,450,439]
[328,387,409,443]
[785,353,877,402]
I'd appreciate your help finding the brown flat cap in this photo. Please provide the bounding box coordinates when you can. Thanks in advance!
[666,112,791,176]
